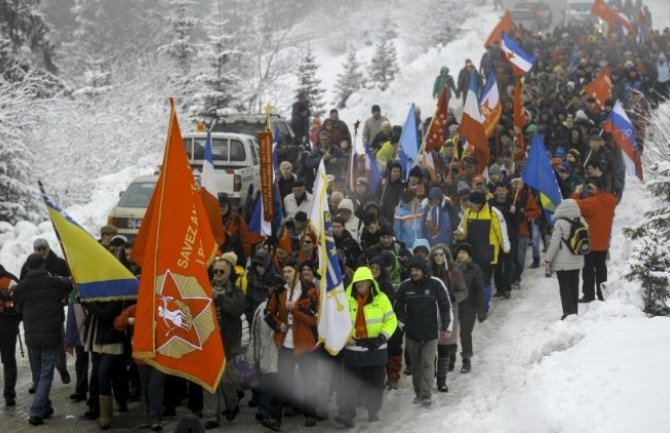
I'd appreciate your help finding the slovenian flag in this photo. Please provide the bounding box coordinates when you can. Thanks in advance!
[604,101,643,181]
[42,193,138,301]
[501,33,537,76]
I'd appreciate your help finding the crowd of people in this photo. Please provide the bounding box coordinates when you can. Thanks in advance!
[0,1,665,431]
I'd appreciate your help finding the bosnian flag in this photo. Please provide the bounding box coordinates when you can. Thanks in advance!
[200,132,226,246]
[603,101,643,181]
[479,72,502,138]
[501,33,537,76]
[459,71,490,174]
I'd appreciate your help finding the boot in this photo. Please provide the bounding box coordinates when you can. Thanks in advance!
[530,258,540,269]
[386,355,402,387]
[98,395,113,430]
[461,358,471,374]
[448,353,456,372]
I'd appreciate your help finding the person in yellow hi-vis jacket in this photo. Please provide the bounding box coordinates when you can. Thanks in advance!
[455,190,510,312]
[335,267,397,429]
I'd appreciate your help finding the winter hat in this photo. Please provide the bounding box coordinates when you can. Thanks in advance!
[338,199,355,214]
[428,187,443,201]
[100,225,118,236]
[568,148,581,159]
[33,238,49,249]
[412,239,431,255]
[406,255,428,273]
[251,251,270,268]
[489,164,502,176]
[220,252,238,268]
[25,253,45,271]
[110,235,128,248]
[468,191,486,205]
[379,224,394,237]
[453,243,474,259]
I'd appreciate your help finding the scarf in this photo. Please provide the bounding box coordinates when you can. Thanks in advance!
[355,293,368,339]
[426,205,440,240]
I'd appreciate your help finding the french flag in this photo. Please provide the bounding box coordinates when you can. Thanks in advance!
[459,71,490,174]
[604,101,643,181]
[200,132,227,246]
[501,33,537,76]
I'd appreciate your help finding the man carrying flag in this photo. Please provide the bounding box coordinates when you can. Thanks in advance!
[131,99,225,394]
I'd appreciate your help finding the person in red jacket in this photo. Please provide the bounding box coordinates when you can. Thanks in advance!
[572,177,617,302]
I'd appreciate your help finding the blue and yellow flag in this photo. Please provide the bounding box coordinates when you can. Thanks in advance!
[522,133,562,222]
[43,193,138,301]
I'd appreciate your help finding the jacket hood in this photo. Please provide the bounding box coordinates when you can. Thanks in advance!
[412,238,431,252]
[553,199,581,220]
[369,256,388,280]
[440,66,449,74]
[338,198,355,213]
[347,266,380,296]
[406,255,429,276]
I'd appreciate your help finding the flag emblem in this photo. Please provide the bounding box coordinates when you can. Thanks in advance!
[154,270,215,357]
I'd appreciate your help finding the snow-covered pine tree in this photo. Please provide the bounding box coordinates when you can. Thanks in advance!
[160,0,200,75]
[334,48,364,108]
[369,17,399,92]
[191,2,239,121]
[623,103,670,316]
[0,0,58,81]
[295,44,326,117]
[0,76,44,224]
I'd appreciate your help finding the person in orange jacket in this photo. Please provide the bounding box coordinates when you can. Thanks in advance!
[572,177,617,302]
[263,260,319,431]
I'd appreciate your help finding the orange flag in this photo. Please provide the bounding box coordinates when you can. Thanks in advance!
[513,77,527,161]
[131,98,225,393]
[485,10,513,48]
[584,68,612,112]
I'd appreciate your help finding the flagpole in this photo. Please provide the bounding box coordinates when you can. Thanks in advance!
[347,120,361,194]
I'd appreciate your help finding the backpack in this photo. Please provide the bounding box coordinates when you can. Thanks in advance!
[559,217,590,255]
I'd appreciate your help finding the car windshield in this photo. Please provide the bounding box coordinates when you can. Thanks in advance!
[569,2,593,12]
[184,138,228,162]
[118,182,156,208]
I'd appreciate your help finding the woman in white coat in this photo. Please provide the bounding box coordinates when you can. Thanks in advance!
[544,199,587,320]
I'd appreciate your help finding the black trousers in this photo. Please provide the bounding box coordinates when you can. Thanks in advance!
[557,270,580,318]
[0,317,19,399]
[494,251,514,293]
[582,251,607,300]
[74,344,89,397]
[164,376,203,412]
[459,307,477,358]
[336,362,386,421]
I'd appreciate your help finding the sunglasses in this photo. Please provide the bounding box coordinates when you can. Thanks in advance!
[212,269,227,275]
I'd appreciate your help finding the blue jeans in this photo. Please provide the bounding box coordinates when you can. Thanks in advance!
[138,365,164,423]
[514,236,529,282]
[27,346,58,418]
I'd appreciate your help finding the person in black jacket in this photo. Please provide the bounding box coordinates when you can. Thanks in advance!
[13,254,72,426]
[0,264,19,407]
[393,256,452,407]
[20,238,72,390]
[453,243,486,374]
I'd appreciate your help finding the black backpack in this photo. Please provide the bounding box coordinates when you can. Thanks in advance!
[559,217,590,255]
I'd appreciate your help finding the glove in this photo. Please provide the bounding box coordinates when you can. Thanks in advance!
[478,311,488,323]
[359,335,387,351]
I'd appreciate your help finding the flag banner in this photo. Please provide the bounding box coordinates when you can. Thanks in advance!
[485,10,513,48]
[424,87,449,152]
[259,131,274,221]
[604,101,643,181]
[43,193,138,302]
[398,103,418,179]
[591,0,637,36]
[522,133,563,221]
[131,98,224,393]
[460,72,490,174]
[584,68,612,111]
[200,132,226,246]
[364,146,382,194]
[479,72,502,138]
[317,211,353,353]
[501,33,537,75]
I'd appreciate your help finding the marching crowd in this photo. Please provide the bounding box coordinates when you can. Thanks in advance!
[0,1,665,431]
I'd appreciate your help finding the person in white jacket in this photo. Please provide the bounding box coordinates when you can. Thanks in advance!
[337,198,360,241]
[544,199,587,320]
